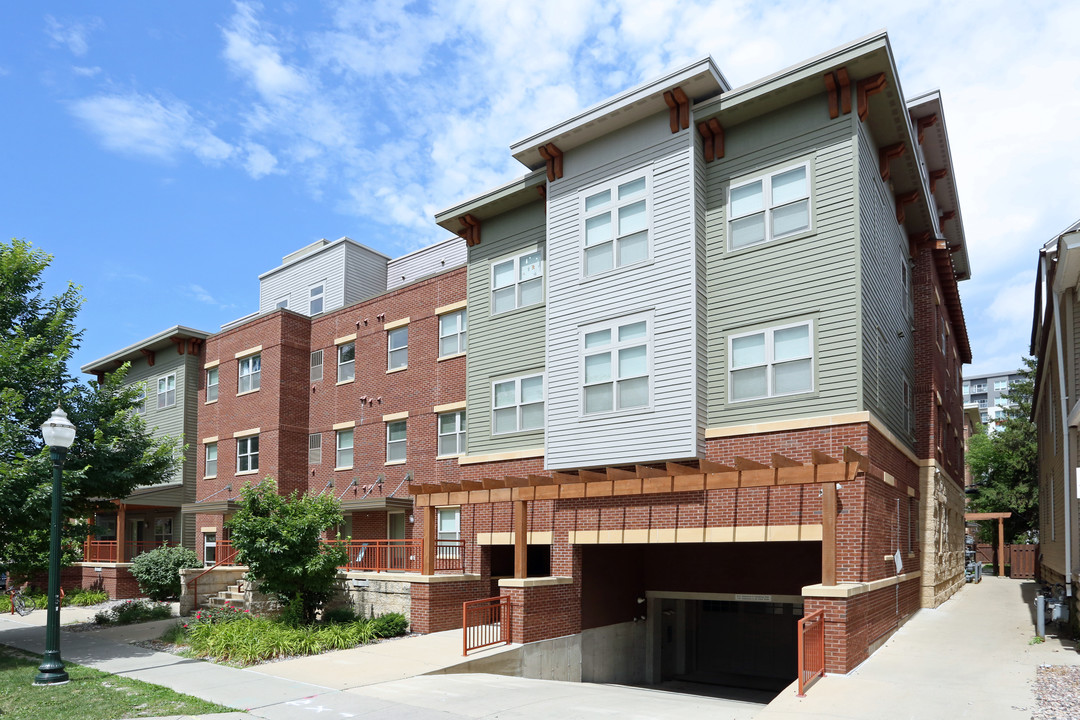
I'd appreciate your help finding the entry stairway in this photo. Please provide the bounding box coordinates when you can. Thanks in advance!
[206,580,246,609]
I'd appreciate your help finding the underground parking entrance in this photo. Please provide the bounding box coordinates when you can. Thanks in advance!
[579,540,821,702]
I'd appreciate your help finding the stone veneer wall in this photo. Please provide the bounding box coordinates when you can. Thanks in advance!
[178,566,248,615]
[919,464,966,607]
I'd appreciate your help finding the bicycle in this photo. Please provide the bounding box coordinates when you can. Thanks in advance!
[8,588,33,617]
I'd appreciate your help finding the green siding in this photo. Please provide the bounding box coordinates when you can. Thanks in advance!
[465,201,547,455]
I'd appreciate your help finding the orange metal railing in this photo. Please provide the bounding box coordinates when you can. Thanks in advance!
[463,595,510,655]
[332,539,464,573]
[797,609,826,696]
[82,540,180,563]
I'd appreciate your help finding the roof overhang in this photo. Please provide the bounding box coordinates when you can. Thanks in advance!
[258,236,391,281]
[1051,230,1080,294]
[340,496,413,513]
[510,56,729,171]
[181,500,241,515]
[434,169,546,234]
[81,325,212,374]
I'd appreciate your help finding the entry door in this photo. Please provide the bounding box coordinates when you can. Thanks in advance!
[128,519,146,560]
[388,512,406,540]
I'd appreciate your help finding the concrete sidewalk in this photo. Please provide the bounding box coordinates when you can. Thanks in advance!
[759,577,1080,720]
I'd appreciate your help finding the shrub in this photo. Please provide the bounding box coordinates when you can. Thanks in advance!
[66,586,109,606]
[0,586,108,612]
[370,612,409,638]
[321,605,359,624]
[191,605,250,625]
[160,622,188,645]
[129,545,201,600]
[183,616,378,665]
[94,599,173,625]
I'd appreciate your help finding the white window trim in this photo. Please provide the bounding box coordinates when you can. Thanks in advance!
[491,373,545,435]
[309,282,325,316]
[727,320,815,403]
[437,410,467,457]
[388,326,408,371]
[437,506,461,542]
[438,310,467,359]
[157,372,177,410]
[727,160,813,251]
[204,442,217,479]
[237,435,259,473]
[337,342,356,383]
[336,429,354,470]
[275,296,289,309]
[206,367,219,404]
[490,247,544,315]
[386,420,407,463]
[134,384,146,415]
[578,312,654,417]
[578,169,653,279]
[238,354,261,394]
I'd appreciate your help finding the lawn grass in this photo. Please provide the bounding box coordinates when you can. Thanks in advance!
[0,645,235,720]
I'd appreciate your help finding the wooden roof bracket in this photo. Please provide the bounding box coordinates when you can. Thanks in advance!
[824,67,852,120]
[929,168,948,194]
[662,87,690,134]
[916,113,939,144]
[536,185,546,201]
[457,214,482,247]
[895,190,919,224]
[140,348,156,367]
[908,230,931,258]
[837,68,851,115]
[878,142,906,182]
[939,210,956,227]
[696,118,724,162]
[188,338,204,355]
[537,143,564,182]
[168,337,188,355]
[856,73,887,122]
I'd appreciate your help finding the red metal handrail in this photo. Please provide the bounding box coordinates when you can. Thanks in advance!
[797,609,826,696]
[82,540,180,563]
[330,539,464,573]
[463,595,510,655]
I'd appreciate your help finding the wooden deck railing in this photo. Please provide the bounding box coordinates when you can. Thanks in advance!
[82,540,180,563]
[332,539,464,573]
[463,595,510,655]
[797,609,826,696]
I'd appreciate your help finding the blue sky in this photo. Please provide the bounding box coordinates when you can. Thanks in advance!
[2,1,1078,377]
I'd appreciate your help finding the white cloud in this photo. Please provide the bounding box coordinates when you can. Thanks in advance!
[222,1,308,100]
[44,15,104,57]
[72,66,102,78]
[243,142,278,178]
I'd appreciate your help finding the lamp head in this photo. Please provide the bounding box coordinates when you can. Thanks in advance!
[41,405,76,449]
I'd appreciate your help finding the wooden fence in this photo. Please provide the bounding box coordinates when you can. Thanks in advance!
[974,543,1038,578]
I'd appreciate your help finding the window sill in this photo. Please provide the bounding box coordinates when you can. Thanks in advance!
[334,466,354,472]
[577,258,654,285]
[491,427,545,438]
[437,352,466,362]
[435,453,464,461]
[236,388,260,398]
[336,378,355,386]
[236,469,258,476]
[490,301,544,320]
[726,389,817,406]
[205,399,218,405]
[203,475,217,480]
[384,459,407,466]
[386,366,407,375]
[578,404,654,422]
[725,227,816,257]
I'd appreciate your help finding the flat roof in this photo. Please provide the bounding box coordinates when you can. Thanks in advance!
[258,236,391,281]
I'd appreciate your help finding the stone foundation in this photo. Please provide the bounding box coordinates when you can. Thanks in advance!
[179,566,248,615]
[338,572,411,619]
[919,464,966,608]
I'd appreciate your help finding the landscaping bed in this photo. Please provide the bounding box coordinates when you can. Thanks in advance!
[1,586,109,613]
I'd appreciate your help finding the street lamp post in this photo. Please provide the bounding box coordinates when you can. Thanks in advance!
[35,405,76,686]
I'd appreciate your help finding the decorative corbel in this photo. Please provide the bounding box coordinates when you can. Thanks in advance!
[94,371,105,385]
[939,210,956,226]
[823,67,852,120]
[916,114,939,144]
[537,143,563,182]
[929,169,948,194]
[908,231,932,258]
[878,142,906,182]
[536,185,546,202]
[169,337,187,355]
[695,118,725,162]
[895,190,919,224]
[856,73,887,122]
[457,214,482,247]
[188,338,204,356]
[662,86,689,133]
[837,68,851,115]
[140,348,156,367]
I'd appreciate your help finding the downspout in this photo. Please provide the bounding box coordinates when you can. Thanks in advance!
[1048,252,1074,596]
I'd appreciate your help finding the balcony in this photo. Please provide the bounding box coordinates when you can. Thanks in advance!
[82,540,180,564]
[197,538,465,574]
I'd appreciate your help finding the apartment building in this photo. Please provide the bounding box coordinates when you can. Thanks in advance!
[1031,218,1080,634]
[962,369,1023,428]
[76,326,210,597]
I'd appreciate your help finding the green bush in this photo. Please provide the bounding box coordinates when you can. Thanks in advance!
[183,616,377,665]
[94,599,173,625]
[66,587,109,606]
[321,606,359,624]
[191,605,250,625]
[370,612,408,638]
[129,545,201,601]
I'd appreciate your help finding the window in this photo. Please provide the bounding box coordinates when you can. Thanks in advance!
[310,350,323,382]
[386,421,407,462]
[939,312,947,352]
[237,435,259,472]
[134,385,146,415]
[903,379,913,433]
[493,374,544,434]
[157,373,176,409]
[309,284,324,315]
[439,310,467,357]
[203,532,217,567]
[994,397,1009,407]
[338,342,355,382]
[336,429,354,468]
[206,368,219,402]
[205,443,217,477]
[492,250,543,314]
[980,412,988,423]
[728,163,810,250]
[275,297,289,309]
[729,322,813,402]
[309,433,322,464]
[962,382,969,395]
[438,411,466,456]
[437,507,460,541]
[994,380,1009,391]
[977,398,987,409]
[582,173,650,276]
[973,383,986,393]
[154,517,173,544]
[238,354,261,393]
[388,327,408,370]
[581,316,650,414]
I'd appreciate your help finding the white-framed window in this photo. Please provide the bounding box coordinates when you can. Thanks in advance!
[962,382,969,395]
[309,283,324,315]
[206,368,219,402]
[994,380,1009,391]
[980,412,988,424]
[972,383,987,393]
[437,507,460,541]
[238,354,261,393]
[134,384,146,415]
[439,310,467,357]
[309,433,322,464]
[157,373,176,409]
[203,532,217,567]
[491,249,543,314]
[310,350,323,382]
[338,342,355,382]
[237,435,259,472]
[275,297,289,309]
[581,172,651,276]
[728,163,811,250]
[994,397,1009,407]
[492,374,544,434]
[977,398,987,409]
[205,443,217,478]
[154,517,173,544]
[336,429,354,468]
[438,411,467,456]
[386,420,407,462]
[581,314,651,414]
[729,321,814,402]
[388,327,408,370]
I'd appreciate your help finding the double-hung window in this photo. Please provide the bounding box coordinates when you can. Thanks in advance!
[729,322,814,402]
[492,374,544,434]
[336,429,354,469]
[157,373,176,409]
[310,350,323,382]
[205,443,217,478]
[338,342,355,383]
[134,385,146,414]
[309,433,322,464]
[386,421,407,462]
[237,435,259,472]
[388,327,408,370]
[206,368,219,402]
[581,316,651,414]
[439,310,467,357]
[309,284,324,315]
[582,173,650,276]
[438,411,466,456]
[492,250,543,314]
[238,354,261,393]
[437,507,460,541]
[728,163,811,249]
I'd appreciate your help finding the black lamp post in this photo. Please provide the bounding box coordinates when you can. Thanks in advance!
[34,405,75,686]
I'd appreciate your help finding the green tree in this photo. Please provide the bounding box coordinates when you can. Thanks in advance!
[226,479,348,623]
[966,357,1039,543]
[0,238,181,579]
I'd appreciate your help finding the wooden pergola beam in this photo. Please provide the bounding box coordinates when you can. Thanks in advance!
[699,459,737,473]
[771,453,802,468]
[734,456,769,471]
[811,449,839,465]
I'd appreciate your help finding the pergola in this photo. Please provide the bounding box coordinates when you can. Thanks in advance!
[964,511,1012,577]
[411,447,872,585]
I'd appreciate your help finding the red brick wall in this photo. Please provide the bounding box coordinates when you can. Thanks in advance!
[504,583,581,644]
[409,579,489,633]
[36,565,142,599]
